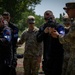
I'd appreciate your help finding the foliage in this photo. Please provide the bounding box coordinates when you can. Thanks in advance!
[0,0,64,36]
[59,13,63,21]
[55,13,64,25]
[0,0,41,23]
[35,15,44,27]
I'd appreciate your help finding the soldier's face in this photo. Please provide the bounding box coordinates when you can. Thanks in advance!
[66,9,75,18]
[28,23,34,29]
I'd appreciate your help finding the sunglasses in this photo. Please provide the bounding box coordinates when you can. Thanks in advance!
[44,17,49,20]
[3,16,9,19]
[44,17,53,20]
[45,13,50,16]
[29,23,34,24]
[28,18,35,21]
[63,18,70,22]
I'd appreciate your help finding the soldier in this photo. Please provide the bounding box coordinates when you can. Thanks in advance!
[61,2,75,75]
[51,2,75,75]
[17,15,42,75]
[0,15,12,75]
[61,15,71,75]
[2,12,18,75]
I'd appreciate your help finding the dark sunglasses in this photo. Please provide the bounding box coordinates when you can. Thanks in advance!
[63,18,70,22]
[45,13,50,16]
[28,18,35,21]
[2,14,9,16]
[44,17,53,20]
[3,16,9,19]
[29,23,34,24]
[44,17,49,20]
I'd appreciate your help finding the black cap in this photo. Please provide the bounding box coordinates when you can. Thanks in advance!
[2,12,10,16]
[63,2,75,10]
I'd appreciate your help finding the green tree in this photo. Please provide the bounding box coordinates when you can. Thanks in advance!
[0,0,41,23]
[59,13,63,21]
[35,15,44,27]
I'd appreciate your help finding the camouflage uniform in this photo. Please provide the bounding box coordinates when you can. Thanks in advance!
[62,42,70,75]
[62,38,71,75]
[59,24,75,75]
[62,25,71,75]
[19,27,42,75]
[62,2,75,75]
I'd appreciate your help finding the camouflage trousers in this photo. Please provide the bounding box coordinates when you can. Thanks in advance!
[65,57,75,75]
[23,56,40,75]
[63,48,75,75]
[61,51,70,75]
[61,57,70,75]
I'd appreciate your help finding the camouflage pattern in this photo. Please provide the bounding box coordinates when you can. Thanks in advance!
[23,56,40,75]
[59,24,75,75]
[61,27,71,75]
[19,26,42,75]
[62,42,71,75]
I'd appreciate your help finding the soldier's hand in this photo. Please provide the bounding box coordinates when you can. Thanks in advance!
[44,27,49,33]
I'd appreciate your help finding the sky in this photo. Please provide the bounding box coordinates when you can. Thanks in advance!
[34,0,75,18]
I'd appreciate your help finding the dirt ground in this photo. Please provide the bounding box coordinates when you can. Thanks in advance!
[16,59,24,75]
